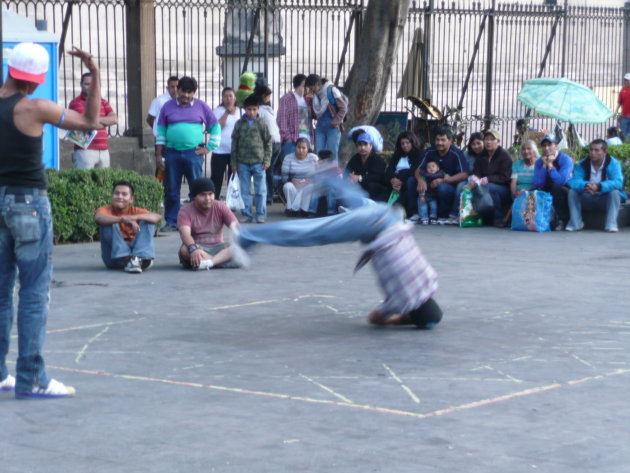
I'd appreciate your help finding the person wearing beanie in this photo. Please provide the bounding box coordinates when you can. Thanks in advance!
[1,43,102,399]
[237,181,443,330]
[177,178,249,270]
[94,181,162,273]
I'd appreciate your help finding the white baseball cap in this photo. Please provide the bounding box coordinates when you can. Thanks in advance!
[8,42,49,85]
[624,72,630,81]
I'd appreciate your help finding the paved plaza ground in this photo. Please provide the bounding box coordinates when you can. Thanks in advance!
[2,205,629,473]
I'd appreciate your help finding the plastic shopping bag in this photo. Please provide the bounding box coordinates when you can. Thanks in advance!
[459,187,483,227]
[226,173,244,211]
[511,190,552,232]
[472,184,494,218]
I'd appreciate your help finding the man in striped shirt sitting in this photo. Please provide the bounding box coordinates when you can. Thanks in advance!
[156,76,221,232]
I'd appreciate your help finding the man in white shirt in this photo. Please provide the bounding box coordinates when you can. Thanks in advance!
[146,76,178,175]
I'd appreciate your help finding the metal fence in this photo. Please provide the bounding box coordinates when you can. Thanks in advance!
[2,0,627,143]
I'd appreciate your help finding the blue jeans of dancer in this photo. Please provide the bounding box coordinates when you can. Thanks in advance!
[315,111,341,165]
[418,195,438,220]
[568,188,622,230]
[164,147,204,226]
[99,222,156,269]
[239,202,403,249]
[0,188,53,393]
[238,162,267,221]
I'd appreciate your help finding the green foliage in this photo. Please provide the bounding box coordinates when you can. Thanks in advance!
[46,168,163,244]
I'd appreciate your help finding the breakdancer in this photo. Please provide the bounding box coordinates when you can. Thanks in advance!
[237,181,443,328]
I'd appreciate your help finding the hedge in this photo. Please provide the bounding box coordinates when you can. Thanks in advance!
[47,168,163,244]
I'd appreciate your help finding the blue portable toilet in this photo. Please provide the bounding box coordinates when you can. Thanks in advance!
[2,9,60,169]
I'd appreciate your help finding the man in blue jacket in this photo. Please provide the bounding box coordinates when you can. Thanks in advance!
[566,139,627,233]
[532,133,574,230]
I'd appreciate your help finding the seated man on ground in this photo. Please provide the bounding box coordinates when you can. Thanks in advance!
[566,139,627,233]
[345,130,388,202]
[178,177,245,270]
[95,181,162,273]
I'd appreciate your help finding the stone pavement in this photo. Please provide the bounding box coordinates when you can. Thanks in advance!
[2,205,629,473]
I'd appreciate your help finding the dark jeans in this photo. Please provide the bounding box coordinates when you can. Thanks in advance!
[265,142,282,203]
[487,183,512,222]
[164,147,204,226]
[542,183,570,223]
[210,153,233,200]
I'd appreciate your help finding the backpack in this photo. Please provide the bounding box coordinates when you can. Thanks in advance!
[326,85,349,108]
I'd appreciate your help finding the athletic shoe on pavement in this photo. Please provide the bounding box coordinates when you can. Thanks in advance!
[124,256,143,273]
[0,374,15,392]
[15,379,76,399]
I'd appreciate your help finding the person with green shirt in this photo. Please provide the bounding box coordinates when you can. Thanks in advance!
[155,76,221,231]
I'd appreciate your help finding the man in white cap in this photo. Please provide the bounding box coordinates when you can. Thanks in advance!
[615,73,630,143]
[0,42,101,399]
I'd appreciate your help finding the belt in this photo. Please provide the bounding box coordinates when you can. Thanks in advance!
[0,186,48,196]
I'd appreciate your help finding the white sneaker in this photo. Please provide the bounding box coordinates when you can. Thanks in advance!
[0,374,15,392]
[124,256,143,273]
[605,226,619,233]
[420,219,429,225]
[197,259,214,270]
[16,378,76,399]
[565,223,584,232]
[407,214,420,222]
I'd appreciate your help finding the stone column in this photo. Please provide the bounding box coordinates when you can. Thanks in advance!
[126,0,155,147]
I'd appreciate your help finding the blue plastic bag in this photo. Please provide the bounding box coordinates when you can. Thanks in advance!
[511,190,553,232]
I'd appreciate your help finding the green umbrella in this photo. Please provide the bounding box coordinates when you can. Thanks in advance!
[517,78,613,124]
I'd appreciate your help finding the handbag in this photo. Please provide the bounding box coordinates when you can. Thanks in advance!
[511,190,553,232]
[226,173,245,211]
[472,184,494,218]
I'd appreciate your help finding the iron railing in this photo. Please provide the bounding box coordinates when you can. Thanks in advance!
[2,0,627,144]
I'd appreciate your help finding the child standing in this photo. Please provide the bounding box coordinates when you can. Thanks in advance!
[418,159,447,224]
[231,94,272,223]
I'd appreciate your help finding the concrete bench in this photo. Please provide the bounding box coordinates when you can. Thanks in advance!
[583,202,630,229]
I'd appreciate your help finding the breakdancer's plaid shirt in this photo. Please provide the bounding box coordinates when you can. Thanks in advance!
[355,222,438,317]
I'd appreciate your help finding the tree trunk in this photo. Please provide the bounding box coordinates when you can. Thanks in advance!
[344,0,411,129]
